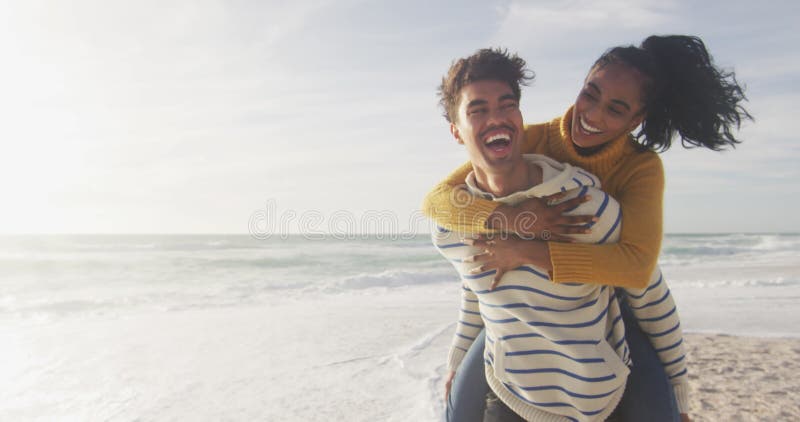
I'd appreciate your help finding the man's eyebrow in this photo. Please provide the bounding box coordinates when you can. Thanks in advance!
[466,99,488,108]
[587,82,631,111]
[499,94,517,102]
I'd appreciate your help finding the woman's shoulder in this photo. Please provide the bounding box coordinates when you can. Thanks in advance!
[612,140,665,189]
[623,138,664,170]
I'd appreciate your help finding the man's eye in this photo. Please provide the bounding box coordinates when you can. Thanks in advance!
[469,108,487,115]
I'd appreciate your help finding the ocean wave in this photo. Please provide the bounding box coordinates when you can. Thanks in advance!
[0,295,169,319]
[672,277,800,288]
[0,267,457,319]
[315,269,454,293]
[662,233,800,257]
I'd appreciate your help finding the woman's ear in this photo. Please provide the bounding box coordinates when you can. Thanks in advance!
[629,112,645,132]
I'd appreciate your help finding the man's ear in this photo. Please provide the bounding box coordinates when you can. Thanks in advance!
[450,122,464,145]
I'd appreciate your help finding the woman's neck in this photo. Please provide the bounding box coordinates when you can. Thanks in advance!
[573,142,608,156]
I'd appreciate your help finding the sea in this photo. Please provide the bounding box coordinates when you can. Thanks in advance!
[1,233,798,420]
[1,233,798,335]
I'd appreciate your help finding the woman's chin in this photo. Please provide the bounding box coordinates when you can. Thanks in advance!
[571,128,592,148]
[572,127,608,149]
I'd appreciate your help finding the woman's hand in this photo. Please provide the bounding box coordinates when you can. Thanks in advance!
[488,193,595,240]
[680,413,692,422]
[464,235,551,290]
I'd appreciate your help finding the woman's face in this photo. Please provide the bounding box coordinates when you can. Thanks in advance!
[571,62,647,148]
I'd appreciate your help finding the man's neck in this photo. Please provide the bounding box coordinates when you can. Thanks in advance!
[473,160,542,198]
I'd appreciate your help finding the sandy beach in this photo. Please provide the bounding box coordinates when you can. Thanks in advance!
[683,333,800,422]
[3,284,799,421]
[2,234,799,421]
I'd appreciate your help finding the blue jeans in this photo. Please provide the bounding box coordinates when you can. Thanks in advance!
[446,295,680,422]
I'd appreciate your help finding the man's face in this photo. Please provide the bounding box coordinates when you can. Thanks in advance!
[451,79,524,174]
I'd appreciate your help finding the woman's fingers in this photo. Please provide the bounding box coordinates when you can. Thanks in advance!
[490,269,506,290]
[555,194,591,212]
[541,232,576,242]
[461,236,489,247]
[463,250,492,263]
[542,191,567,204]
[540,220,593,236]
[560,225,592,235]
[560,215,597,226]
[468,264,492,274]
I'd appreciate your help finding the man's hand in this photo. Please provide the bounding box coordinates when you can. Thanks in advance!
[444,370,457,401]
[489,193,595,239]
[464,235,551,290]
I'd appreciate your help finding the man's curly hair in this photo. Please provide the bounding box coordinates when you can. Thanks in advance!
[438,48,534,123]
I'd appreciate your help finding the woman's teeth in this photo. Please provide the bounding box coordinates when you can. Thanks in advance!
[579,116,602,134]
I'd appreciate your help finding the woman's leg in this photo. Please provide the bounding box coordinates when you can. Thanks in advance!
[447,329,489,422]
[615,290,680,421]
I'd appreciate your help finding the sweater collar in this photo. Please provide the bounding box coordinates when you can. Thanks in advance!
[550,106,633,176]
[465,154,584,206]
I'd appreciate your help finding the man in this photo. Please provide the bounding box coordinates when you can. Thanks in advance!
[432,48,687,422]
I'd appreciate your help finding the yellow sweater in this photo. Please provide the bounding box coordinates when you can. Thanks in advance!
[422,107,664,288]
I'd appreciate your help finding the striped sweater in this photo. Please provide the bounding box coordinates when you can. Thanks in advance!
[435,154,689,421]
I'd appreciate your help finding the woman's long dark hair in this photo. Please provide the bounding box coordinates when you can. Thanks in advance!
[594,35,753,152]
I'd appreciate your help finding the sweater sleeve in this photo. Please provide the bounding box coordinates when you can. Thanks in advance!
[421,161,499,233]
[421,123,547,233]
[548,153,664,288]
[622,268,690,414]
[447,283,484,372]
[430,228,486,371]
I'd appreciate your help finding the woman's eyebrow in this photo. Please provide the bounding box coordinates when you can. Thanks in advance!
[611,99,632,111]
[587,82,631,111]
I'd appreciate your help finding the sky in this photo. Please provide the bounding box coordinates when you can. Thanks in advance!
[0,0,798,234]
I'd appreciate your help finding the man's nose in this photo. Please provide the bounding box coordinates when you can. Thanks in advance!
[487,107,507,124]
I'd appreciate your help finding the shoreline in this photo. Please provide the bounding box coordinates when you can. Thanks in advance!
[2,285,799,421]
[684,329,800,340]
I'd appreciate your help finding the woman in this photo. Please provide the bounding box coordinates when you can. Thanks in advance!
[425,35,751,421]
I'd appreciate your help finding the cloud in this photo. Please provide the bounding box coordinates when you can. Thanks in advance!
[1,0,799,233]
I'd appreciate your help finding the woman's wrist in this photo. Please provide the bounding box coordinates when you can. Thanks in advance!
[528,240,552,272]
[486,204,517,231]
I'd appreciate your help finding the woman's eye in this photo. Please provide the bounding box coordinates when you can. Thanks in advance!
[581,91,596,101]
[608,107,622,115]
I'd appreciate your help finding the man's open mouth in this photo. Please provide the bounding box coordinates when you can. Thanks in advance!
[484,133,511,151]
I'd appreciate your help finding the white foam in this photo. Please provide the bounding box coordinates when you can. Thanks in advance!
[0,283,460,421]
